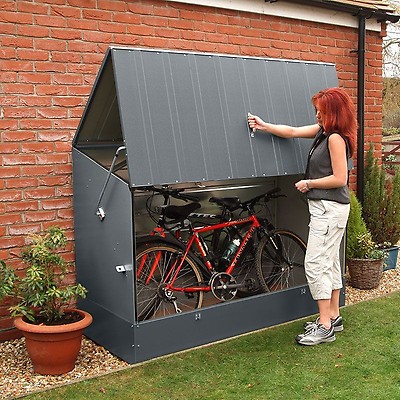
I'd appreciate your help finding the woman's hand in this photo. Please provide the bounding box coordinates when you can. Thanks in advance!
[248,113,265,132]
[295,179,311,194]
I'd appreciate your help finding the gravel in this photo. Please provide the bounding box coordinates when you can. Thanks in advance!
[2,267,400,399]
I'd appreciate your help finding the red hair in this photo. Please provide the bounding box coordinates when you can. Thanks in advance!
[312,87,357,157]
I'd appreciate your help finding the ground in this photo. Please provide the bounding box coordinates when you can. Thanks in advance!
[1,267,399,399]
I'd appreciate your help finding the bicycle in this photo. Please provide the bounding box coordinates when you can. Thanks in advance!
[135,186,307,321]
[136,186,277,298]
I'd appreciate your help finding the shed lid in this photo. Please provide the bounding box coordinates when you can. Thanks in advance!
[73,47,338,187]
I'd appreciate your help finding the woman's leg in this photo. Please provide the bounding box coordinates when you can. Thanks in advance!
[330,288,341,319]
[317,298,332,329]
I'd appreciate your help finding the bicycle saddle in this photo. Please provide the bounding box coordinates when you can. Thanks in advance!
[163,202,201,220]
[209,197,241,211]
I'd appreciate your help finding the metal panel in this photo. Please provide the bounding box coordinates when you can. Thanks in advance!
[105,48,338,187]
[73,149,135,323]
[131,285,344,363]
[73,54,123,146]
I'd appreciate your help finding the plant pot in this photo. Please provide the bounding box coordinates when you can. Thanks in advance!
[347,258,384,290]
[14,309,93,375]
[383,245,399,271]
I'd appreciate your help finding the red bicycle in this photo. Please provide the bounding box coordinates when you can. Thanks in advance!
[135,186,307,321]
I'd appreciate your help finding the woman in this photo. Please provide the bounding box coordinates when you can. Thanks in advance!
[248,87,357,345]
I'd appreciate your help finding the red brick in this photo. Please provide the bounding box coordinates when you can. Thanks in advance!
[66,18,98,31]
[21,165,55,176]
[8,224,42,236]
[0,213,23,225]
[98,21,127,34]
[2,155,36,166]
[34,14,66,28]
[25,211,57,222]
[52,74,83,85]
[35,61,67,73]
[50,28,82,40]
[35,84,68,96]
[0,95,18,106]
[2,83,34,94]
[34,38,67,52]
[18,1,49,14]
[2,36,33,48]
[3,107,36,119]
[36,131,70,141]
[6,178,38,189]
[19,96,52,107]
[98,0,127,11]
[50,5,81,18]
[17,24,50,37]
[0,143,19,154]
[1,10,32,24]
[82,9,112,21]
[37,107,68,119]
[0,167,20,179]
[2,130,36,141]
[42,198,72,210]
[16,48,49,61]
[0,60,33,71]
[5,201,39,213]
[19,119,53,130]
[113,12,141,24]
[127,3,154,15]
[36,154,69,165]
[24,188,56,200]
[0,236,25,249]
[38,176,70,186]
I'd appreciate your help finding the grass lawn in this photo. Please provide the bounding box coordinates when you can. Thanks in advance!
[24,291,400,400]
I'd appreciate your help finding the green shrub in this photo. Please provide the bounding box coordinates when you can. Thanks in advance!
[347,191,383,259]
[0,227,87,323]
[363,144,400,247]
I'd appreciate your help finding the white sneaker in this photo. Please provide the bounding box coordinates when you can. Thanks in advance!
[296,324,336,346]
[303,316,344,333]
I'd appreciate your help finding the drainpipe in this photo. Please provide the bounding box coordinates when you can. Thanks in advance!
[356,14,366,206]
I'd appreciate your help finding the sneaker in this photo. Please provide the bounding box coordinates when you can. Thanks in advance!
[303,315,343,333]
[296,324,336,346]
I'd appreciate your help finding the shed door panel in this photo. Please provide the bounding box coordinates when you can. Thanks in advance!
[110,48,338,186]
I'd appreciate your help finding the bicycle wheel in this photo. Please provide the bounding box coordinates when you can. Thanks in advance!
[135,244,204,321]
[256,229,307,292]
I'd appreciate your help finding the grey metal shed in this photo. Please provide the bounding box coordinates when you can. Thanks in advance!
[72,47,343,364]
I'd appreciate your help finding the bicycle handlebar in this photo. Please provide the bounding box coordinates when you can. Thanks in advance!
[143,185,200,202]
[240,187,286,210]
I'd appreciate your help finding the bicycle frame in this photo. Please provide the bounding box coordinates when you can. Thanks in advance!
[163,214,262,294]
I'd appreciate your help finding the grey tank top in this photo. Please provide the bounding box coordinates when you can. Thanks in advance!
[305,129,350,204]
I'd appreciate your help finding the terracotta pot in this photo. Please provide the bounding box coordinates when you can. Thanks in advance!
[14,309,93,375]
[347,258,384,290]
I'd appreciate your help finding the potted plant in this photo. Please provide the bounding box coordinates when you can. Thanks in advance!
[0,226,92,375]
[346,191,385,289]
[363,144,400,270]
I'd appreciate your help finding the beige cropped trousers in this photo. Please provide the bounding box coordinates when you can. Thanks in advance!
[305,199,350,300]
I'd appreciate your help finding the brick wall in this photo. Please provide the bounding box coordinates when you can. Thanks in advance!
[0,0,386,341]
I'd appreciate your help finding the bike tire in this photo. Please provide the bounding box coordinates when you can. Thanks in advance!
[255,229,307,292]
[135,243,204,321]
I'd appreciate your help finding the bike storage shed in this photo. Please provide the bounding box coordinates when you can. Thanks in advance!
[72,47,343,364]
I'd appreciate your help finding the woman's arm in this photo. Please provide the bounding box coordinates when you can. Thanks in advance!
[248,114,320,139]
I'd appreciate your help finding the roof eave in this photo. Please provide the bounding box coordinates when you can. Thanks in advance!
[280,0,400,23]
